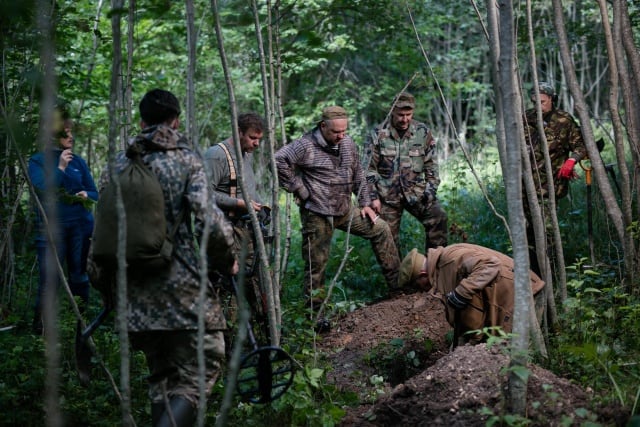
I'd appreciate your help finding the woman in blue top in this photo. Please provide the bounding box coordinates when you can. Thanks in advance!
[28,112,97,335]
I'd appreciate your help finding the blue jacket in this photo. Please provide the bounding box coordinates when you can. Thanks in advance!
[28,147,98,227]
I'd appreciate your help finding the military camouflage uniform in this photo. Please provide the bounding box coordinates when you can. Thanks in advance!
[204,138,268,340]
[275,126,400,302]
[96,124,235,407]
[365,118,448,254]
[523,108,586,275]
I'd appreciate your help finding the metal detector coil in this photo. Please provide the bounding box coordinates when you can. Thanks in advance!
[231,277,296,404]
[236,345,295,404]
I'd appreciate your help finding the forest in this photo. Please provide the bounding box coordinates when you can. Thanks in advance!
[1,0,639,425]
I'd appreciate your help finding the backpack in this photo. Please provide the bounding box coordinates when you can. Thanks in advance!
[91,141,183,274]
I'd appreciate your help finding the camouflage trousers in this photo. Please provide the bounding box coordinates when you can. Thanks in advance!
[300,205,400,307]
[130,330,225,408]
[378,196,448,255]
[524,196,559,277]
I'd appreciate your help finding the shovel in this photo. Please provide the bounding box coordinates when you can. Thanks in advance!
[583,163,595,267]
[230,277,295,404]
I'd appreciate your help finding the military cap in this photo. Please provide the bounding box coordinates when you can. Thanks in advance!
[321,106,348,121]
[530,81,556,98]
[398,248,427,288]
[394,92,415,109]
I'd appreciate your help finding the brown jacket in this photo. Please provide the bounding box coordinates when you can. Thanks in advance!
[425,244,545,342]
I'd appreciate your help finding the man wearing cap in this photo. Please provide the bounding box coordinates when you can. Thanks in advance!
[275,106,400,320]
[398,244,545,346]
[365,91,448,256]
[524,82,587,276]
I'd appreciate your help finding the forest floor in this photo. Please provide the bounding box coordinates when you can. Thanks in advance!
[316,291,630,426]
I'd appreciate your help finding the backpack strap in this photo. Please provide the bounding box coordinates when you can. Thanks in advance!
[217,141,238,218]
[217,141,237,200]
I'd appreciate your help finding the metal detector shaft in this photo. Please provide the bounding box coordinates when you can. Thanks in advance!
[229,276,296,404]
[81,304,113,342]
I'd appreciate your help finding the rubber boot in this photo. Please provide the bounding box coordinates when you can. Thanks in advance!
[151,402,164,426]
[32,307,43,335]
[75,319,92,387]
[153,396,196,427]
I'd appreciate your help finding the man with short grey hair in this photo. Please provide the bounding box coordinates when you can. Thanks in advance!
[275,106,400,328]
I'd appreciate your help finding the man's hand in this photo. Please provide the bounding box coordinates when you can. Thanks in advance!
[371,199,381,214]
[557,158,578,179]
[361,205,378,224]
[230,259,239,276]
[446,290,470,310]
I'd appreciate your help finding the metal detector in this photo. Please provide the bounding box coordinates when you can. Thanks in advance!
[231,277,296,404]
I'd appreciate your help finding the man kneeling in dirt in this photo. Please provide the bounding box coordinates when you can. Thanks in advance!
[398,244,545,346]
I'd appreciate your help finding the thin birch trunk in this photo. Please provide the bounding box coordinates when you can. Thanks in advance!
[496,0,530,416]
[108,1,134,424]
[209,2,251,424]
[250,0,280,345]
[36,0,62,424]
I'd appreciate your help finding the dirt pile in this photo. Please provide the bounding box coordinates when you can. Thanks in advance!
[318,292,628,426]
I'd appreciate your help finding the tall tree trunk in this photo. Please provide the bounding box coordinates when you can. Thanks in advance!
[524,0,560,330]
[36,0,62,425]
[618,0,640,292]
[108,1,133,424]
[183,2,210,424]
[612,0,640,290]
[272,0,289,300]
[557,0,632,282]
[250,0,280,345]
[482,0,548,353]
[496,0,530,416]
[209,2,251,424]
[125,0,134,140]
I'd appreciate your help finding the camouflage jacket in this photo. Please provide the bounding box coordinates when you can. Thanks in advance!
[425,243,545,335]
[365,118,440,207]
[275,127,371,217]
[523,108,587,199]
[97,125,235,332]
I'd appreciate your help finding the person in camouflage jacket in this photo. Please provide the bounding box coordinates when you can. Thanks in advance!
[523,82,587,275]
[275,106,400,319]
[365,92,448,255]
[95,89,237,426]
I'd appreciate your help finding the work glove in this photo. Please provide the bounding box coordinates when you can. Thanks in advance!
[446,290,471,310]
[557,158,578,179]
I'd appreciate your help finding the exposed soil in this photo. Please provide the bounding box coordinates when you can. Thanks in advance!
[317,291,629,426]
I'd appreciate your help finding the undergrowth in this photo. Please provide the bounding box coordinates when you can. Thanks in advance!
[1,149,638,425]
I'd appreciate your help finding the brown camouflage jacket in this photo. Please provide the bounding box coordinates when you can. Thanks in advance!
[523,108,587,199]
[365,119,440,207]
[97,124,235,332]
[275,127,371,217]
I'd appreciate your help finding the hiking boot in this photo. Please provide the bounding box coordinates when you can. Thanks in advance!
[314,317,331,334]
[31,313,43,336]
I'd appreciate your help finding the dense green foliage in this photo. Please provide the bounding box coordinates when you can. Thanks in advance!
[1,0,639,425]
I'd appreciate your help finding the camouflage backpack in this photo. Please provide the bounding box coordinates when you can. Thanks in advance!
[91,141,183,275]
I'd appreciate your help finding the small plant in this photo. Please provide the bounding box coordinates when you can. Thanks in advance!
[479,406,531,427]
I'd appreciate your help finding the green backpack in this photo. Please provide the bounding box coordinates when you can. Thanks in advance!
[91,141,183,274]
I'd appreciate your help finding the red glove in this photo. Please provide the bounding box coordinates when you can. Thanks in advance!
[557,158,577,179]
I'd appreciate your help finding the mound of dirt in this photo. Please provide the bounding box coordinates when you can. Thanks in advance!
[317,292,628,426]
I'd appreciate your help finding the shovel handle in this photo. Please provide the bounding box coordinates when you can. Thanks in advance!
[579,160,592,185]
